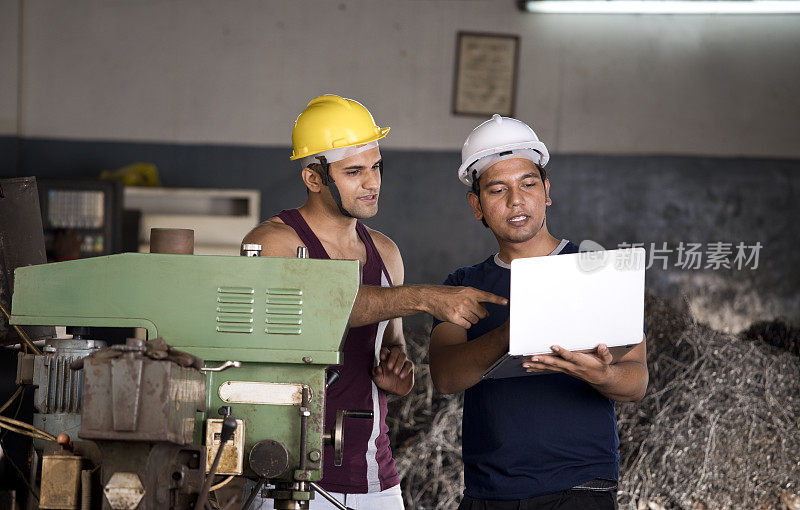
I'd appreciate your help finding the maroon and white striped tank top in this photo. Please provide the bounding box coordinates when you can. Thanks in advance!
[276,209,400,494]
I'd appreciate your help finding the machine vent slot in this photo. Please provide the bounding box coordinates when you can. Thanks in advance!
[265,288,303,335]
[45,355,83,413]
[217,286,255,294]
[217,324,254,334]
[217,295,254,304]
[216,287,255,334]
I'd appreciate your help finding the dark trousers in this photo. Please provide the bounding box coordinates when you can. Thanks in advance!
[457,490,618,510]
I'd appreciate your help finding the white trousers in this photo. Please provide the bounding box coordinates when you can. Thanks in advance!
[243,481,404,510]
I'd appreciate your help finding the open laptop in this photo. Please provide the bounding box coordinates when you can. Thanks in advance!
[483,247,646,380]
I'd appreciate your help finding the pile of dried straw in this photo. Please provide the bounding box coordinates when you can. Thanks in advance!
[388,294,800,509]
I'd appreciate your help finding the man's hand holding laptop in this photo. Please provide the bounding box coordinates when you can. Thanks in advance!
[523,343,614,383]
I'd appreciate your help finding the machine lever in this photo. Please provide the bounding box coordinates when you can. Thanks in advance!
[309,482,354,510]
[200,360,242,372]
[325,368,340,388]
[343,409,373,420]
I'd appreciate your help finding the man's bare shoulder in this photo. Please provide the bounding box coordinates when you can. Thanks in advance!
[365,227,401,259]
[365,226,404,283]
[241,217,300,257]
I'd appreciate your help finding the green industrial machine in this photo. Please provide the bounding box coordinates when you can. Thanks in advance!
[10,252,361,509]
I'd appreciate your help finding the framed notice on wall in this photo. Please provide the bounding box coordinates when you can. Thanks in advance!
[453,32,520,117]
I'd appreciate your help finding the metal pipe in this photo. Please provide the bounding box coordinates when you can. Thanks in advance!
[299,387,309,471]
[0,301,42,355]
[241,477,265,510]
[308,482,352,510]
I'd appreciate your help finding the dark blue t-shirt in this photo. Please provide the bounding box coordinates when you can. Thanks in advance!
[432,240,620,500]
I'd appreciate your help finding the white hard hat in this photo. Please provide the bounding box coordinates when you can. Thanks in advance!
[457,114,550,186]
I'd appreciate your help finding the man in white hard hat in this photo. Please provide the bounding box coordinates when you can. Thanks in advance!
[429,114,648,510]
[241,95,507,509]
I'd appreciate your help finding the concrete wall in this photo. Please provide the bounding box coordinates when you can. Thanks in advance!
[0,0,19,136]
[5,0,800,157]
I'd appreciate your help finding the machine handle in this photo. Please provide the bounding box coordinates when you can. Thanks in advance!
[325,409,375,466]
[309,482,354,510]
[200,360,242,372]
[325,368,340,389]
[343,409,373,420]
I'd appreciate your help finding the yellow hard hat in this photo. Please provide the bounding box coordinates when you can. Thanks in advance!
[290,95,390,161]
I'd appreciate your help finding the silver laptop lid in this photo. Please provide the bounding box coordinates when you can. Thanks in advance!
[509,247,645,356]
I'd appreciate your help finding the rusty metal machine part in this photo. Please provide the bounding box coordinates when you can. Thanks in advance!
[40,454,83,509]
[267,481,312,510]
[40,434,83,509]
[149,228,194,254]
[73,337,208,509]
[249,439,290,479]
[79,338,205,443]
[99,443,205,509]
[204,417,245,475]
[103,472,145,510]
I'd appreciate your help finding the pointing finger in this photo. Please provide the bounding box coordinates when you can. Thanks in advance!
[477,290,508,306]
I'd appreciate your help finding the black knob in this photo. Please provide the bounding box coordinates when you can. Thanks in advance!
[218,406,232,417]
[220,417,237,443]
[326,369,341,388]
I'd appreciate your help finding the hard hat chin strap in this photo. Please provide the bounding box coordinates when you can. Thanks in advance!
[314,155,384,219]
[315,155,354,218]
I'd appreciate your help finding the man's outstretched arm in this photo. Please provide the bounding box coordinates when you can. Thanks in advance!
[350,285,506,329]
[429,321,509,394]
[243,221,507,329]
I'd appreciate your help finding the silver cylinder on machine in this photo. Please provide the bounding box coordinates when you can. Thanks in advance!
[242,243,263,257]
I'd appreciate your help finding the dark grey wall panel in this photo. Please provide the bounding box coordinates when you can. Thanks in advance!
[3,137,798,331]
[0,136,17,175]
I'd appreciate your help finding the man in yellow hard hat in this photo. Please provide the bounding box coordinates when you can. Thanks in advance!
[241,95,507,509]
